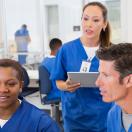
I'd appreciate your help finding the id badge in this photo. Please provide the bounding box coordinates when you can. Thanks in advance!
[80,60,91,72]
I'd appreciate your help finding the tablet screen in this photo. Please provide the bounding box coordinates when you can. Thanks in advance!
[67,72,99,87]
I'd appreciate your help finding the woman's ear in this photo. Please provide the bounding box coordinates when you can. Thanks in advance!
[19,88,22,93]
[19,81,24,92]
[123,74,132,88]
[103,21,108,31]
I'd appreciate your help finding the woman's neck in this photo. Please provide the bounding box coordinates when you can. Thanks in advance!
[80,36,99,47]
[0,100,20,120]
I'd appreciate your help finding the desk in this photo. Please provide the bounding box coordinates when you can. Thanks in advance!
[25,91,51,110]
[27,70,38,79]
[27,70,39,87]
[25,91,62,112]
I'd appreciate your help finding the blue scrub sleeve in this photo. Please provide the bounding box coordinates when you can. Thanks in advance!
[38,114,61,132]
[43,121,61,132]
[51,47,67,81]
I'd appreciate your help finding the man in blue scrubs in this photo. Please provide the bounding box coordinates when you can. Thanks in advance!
[96,43,132,132]
[41,38,62,100]
[15,24,31,65]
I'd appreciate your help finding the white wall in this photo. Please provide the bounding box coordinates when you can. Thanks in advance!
[5,0,43,52]
[58,0,82,43]
[0,1,3,46]
[126,0,132,42]
[1,0,132,59]
[120,0,132,42]
[42,0,82,55]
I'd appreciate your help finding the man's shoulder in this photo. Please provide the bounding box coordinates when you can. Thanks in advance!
[108,104,121,118]
[15,30,20,36]
[41,57,55,66]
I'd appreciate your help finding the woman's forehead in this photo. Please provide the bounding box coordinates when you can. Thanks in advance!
[83,5,103,17]
[0,67,18,77]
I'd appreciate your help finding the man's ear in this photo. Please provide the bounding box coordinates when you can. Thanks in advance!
[123,74,132,88]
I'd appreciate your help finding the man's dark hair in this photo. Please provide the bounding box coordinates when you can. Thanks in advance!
[22,24,27,29]
[96,43,132,80]
[49,38,62,51]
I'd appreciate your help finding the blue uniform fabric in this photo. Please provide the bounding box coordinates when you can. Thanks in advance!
[51,38,112,132]
[15,28,29,36]
[41,57,61,100]
[0,99,60,132]
[107,104,132,132]
[15,28,30,64]
[15,28,29,52]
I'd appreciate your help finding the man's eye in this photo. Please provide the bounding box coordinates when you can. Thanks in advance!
[100,73,108,78]
[103,73,109,77]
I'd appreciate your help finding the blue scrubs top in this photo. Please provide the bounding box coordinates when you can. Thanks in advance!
[0,99,60,132]
[107,104,132,132]
[51,38,112,132]
[15,28,29,52]
[41,57,61,100]
[15,28,29,37]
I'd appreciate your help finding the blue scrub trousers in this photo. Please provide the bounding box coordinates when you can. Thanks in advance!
[18,54,27,65]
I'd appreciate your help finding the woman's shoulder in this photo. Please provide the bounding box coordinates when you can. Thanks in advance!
[20,99,60,131]
[22,99,47,114]
[22,99,56,123]
[61,38,81,51]
[63,38,80,47]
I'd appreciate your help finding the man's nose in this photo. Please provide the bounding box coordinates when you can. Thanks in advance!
[95,76,100,87]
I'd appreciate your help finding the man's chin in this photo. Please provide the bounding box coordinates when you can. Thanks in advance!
[102,97,112,103]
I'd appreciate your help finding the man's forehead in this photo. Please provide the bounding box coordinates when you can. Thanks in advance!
[99,60,114,70]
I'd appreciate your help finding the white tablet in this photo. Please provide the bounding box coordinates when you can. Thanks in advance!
[67,72,99,88]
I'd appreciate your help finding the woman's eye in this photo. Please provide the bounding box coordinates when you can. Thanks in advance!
[83,17,88,21]
[94,19,99,22]
[7,82,18,87]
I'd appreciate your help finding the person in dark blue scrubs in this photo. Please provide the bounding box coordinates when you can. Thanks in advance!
[41,38,62,100]
[51,2,112,132]
[96,43,132,132]
[0,59,60,132]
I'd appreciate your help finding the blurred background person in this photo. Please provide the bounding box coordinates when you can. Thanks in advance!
[15,24,31,65]
[40,38,62,100]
